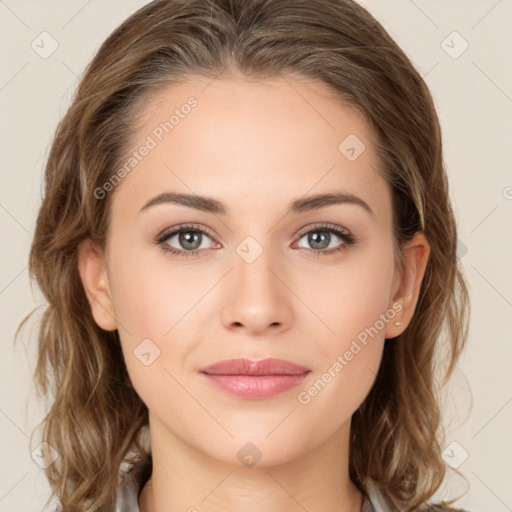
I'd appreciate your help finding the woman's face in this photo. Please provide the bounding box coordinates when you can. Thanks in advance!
[81,75,423,467]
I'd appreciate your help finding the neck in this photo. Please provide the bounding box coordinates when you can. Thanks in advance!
[138,413,364,512]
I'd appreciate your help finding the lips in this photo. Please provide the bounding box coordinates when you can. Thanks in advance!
[199,358,311,399]
[200,357,310,376]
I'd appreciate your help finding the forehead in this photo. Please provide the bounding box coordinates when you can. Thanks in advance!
[110,75,392,225]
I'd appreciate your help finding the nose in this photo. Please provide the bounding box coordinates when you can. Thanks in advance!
[220,245,294,336]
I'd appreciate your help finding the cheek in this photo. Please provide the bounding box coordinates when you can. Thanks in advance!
[297,235,396,354]
[105,235,199,393]
[293,293,391,445]
[107,235,204,341]
[108,256,200,419]
[292,240,395,416]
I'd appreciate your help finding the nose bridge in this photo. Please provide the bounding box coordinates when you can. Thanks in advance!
[236,238,278,294]
[220,234,293,333]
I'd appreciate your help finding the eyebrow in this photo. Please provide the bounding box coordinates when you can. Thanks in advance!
[139,191,375,218]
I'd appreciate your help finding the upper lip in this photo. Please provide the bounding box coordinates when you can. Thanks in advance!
[199,358,310,376]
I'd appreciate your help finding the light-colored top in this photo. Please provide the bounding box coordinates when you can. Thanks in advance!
[111,456,390,512]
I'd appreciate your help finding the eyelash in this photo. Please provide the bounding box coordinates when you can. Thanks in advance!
[154,222,356,259]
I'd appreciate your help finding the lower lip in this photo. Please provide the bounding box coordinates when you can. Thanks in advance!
[201,373,310,399]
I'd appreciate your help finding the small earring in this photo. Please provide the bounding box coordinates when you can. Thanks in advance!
[395,321,401,326]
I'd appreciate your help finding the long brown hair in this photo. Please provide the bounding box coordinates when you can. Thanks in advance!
[17,0,470,510]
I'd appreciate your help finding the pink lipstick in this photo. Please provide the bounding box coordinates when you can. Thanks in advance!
[199,357,311,399]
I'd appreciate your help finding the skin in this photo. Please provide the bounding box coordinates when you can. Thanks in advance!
[78,74,430,512]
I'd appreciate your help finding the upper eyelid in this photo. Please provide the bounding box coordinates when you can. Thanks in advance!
[157,222,353,245]
[156,223,215,241]
[296,223,351,237]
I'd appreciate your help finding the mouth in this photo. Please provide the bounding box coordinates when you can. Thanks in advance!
[198,357,311,400]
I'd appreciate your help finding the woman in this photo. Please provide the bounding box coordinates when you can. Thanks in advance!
[20,0,471,510]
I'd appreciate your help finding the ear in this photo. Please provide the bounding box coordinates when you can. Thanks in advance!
[385,232,430,339]
[77,239,117,331]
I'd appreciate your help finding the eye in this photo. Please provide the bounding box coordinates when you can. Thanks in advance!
[294,223,356,256]
[155,223,218,258]
[154,222,356,259]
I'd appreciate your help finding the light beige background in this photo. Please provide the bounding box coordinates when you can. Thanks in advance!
[1,1,511,511]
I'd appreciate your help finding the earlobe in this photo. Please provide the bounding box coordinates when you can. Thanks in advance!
[77,239,117,331]
[385,233,430,339]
